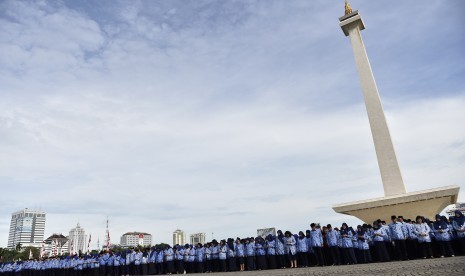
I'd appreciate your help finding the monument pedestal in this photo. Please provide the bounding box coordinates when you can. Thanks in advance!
[332,185,460,223]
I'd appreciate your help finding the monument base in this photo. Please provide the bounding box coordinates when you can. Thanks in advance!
[332,185,460,223]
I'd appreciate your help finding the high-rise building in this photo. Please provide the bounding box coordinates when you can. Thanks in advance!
[190,233,206,245]
[68,223,87,254]
[8,208,46,249]
[120,232,152,247]
[172,229,185,246]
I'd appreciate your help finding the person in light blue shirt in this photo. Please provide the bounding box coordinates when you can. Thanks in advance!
[226,238,236,272]
[164,245,175,274]
[187,244,196,273]
[265,235,277,270]
[296,231,308,267]
[389,215,408,261]
[245,238,255,271]
[433,214,455,257]
[205,243,212,273]
[371,221,390,262]
[196,243,206,273]
[325,224,341,266]
[356,225,371,263]
[255,237,267,270]
[310,223,325,266]
[340,223,357,265]
[284,231,297,268]
[156,247,164,275]
[174,245,184,274]
[211,240,220,272]
[148,247,157,275]
[452,210,465,254]
[219,240,228,272]
[413,216,434,259]
[234,239,245,272]
[276,230,286,269]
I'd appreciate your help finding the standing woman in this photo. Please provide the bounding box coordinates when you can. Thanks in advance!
[188,244,196,273]
[452,210,465,255]
[148,247,157,275]
[182,244,190,274]
[205,243,213,273]
[275,231,286,269]
[235,239,245,272]
[218,240,228,272]
[325,225,341,266]
[432,214,455,257]
[371,221,390,262]
[245,238,255,271]
[265,234,277,270]
[356,225,371,263]
[164,245,175,275]
[195,243,205,273]
[340,223,357,265]
[255,237,267,270]
[174,245,184,275]
[155,247,164,275]
[309,224,325,266]
[284,231,297,268]
[226,239,236,272]
[413,216,434,259]
[211,240,220,272]
[296,231,308,267]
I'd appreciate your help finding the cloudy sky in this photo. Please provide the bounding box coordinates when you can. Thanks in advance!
[1,0,464,248]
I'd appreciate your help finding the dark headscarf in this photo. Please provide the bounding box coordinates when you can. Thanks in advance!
[305,230,311,239]
[298,231,305,239]
[357,225,365,235]
[433,214,448,230]
[340,223,350,235]
[277,230,284,244]
[455,210,465,226]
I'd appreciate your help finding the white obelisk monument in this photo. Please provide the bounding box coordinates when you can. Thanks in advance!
[332,1,459,223]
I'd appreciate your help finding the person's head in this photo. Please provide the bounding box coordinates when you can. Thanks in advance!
[455,210,464,218]
[310,223,316,229]
[298,231,304,238]
[435,214,442,222]
[391,215,397,222]
[284,231,292,237]
[416,216,424,223]
[341,223,348,229]
[398,215,404,222]
[327,224,332,230]
[277,230,283,236]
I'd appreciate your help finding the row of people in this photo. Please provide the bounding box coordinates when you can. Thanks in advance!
[1,211,464,275]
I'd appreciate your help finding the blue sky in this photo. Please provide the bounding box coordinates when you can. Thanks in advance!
[0,0,464,248]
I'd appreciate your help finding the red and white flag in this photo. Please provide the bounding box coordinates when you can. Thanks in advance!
[87,234,92,253]
[106,230,111,250]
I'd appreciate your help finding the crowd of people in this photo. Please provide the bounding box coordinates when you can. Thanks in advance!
[1,211,464,275]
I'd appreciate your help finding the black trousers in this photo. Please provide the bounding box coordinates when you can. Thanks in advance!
[312,247,325,266]
[418,242,433,258]
[297,252,308,267]
[374,241,390,262]
[329,246,341,265]
[246,256,255,270]
[436,240,454,257]
[393,239,408,260]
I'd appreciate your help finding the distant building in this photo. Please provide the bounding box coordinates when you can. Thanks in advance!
[446,202,465,217]
[120,232,152,247]
[172,229,185,246]
[8,208,46,249]
[190,233,206,245]
[68,223,87,254]
[44,233,68,257]
[257,227,276,239]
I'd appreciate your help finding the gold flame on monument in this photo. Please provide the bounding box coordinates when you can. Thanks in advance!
[344,0,353,15]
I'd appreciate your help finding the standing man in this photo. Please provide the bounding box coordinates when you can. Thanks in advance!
[389,215,408,260]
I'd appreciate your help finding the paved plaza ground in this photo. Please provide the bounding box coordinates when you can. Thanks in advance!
[201,256,465,276]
